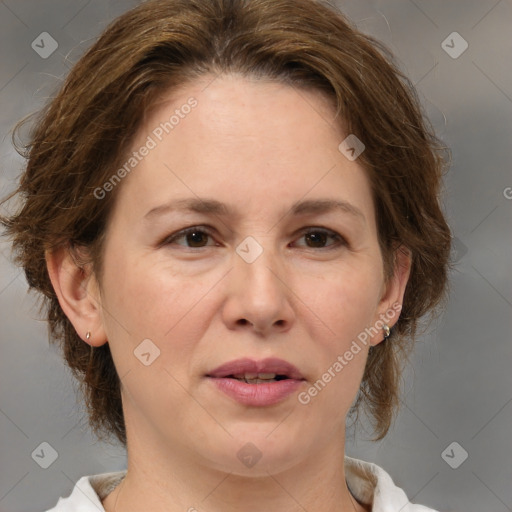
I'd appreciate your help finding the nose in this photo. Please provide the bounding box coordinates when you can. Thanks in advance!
[221,243,295,337]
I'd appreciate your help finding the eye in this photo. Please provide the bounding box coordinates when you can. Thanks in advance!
[163,226,216,248]
[293,228,346,250]
[161,226,347,250]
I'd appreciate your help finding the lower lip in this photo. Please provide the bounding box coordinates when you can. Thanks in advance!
[208,377,304,406]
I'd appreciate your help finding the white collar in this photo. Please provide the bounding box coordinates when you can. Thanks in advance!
[46,456,437,511]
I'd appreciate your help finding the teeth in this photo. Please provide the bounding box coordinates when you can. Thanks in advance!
[257,373,277,379]
[232,373,277,380]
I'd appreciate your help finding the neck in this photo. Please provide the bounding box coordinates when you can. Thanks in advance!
[102,435,368,512]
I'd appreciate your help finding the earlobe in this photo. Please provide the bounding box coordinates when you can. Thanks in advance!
[45,245,107,347]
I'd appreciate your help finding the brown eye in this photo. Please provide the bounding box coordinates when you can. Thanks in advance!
[164,227,216,248]
[184,230,210,247]
[295,228,346,249]
[305,231,328,248]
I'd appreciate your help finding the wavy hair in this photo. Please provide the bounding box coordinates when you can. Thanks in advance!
[0,0,451,446]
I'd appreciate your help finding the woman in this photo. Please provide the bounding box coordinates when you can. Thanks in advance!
[0,0,451,510]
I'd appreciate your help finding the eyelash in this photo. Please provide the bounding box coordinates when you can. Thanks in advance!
[161,225,347,250]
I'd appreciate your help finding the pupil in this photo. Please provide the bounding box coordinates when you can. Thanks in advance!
[188,231,206,247]
[306,232,326,248]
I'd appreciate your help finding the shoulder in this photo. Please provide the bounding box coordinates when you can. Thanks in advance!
[344,456,439,512]
[44,471,126,512]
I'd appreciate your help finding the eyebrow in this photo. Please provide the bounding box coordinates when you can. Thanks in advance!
[143,197,365,223]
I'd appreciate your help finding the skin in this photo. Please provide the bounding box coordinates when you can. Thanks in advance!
[47,73,411,512]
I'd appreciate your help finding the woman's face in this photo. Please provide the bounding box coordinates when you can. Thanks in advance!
[90,74,407,474]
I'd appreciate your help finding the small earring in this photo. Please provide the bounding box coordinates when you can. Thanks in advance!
[86,331,91,341]
[383,324,391,340]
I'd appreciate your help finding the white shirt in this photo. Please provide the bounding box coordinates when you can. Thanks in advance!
[45,456,438,511]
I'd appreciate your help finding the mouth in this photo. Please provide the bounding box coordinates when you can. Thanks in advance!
[225,373,291,384]
[206,357,305,381]
[206,358,305,406]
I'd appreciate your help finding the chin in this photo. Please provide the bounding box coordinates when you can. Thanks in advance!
[197,423,307,477]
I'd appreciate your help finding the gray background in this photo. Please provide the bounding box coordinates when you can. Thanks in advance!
[1,1,511,511]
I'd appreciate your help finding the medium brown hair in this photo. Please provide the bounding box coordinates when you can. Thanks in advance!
[0,0,451,446]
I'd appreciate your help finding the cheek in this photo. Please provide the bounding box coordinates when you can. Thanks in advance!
[102,249,199,333]
[99,248,214,380]
[297,275,378,417]
[303,263,383,339]
[295,260,382,403]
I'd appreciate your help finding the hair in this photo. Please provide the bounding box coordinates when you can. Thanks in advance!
[0,0,451,446]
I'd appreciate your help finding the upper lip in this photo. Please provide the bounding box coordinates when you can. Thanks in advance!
[207,357,304,380]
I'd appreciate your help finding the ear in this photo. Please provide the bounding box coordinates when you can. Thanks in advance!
[45,245,107,347]
[371,244,412,346]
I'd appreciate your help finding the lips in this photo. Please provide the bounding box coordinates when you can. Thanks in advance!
[206,357,304,381]
[206,357,306,406]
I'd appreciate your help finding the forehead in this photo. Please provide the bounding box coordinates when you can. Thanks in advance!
[108,74,375,226]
